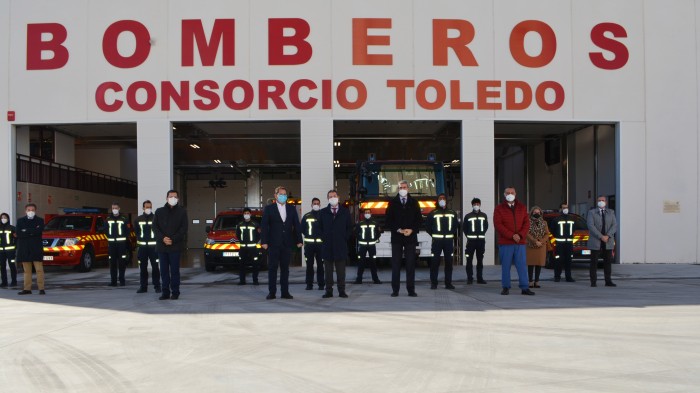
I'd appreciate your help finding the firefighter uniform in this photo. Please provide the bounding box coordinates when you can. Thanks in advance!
[236,219,261,285]
[552,213,576,282]
[463,210,488,283]
[301,211,325,289]
[427,207,459,288]
[134,213,161,292]
[354,218,382,284]
[106,214,130,286]
[0,222,17,287]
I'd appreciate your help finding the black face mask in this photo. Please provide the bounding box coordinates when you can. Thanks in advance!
[532,213,541,219]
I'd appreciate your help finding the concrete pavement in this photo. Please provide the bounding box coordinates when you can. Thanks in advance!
[1,263,699,392]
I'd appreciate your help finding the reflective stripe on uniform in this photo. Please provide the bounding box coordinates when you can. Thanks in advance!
[2,230,12,246]
[360,224,376,241]
[432,234,454,239]
[137,241,157,245]
[109,237,127,242]
[467,216,486,233]
[358,240,378,245]
[0,246,16,250]
[303,238,322,243]
[138,221,155,240]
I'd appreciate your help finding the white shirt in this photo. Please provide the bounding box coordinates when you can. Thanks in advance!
[277,202,287,222]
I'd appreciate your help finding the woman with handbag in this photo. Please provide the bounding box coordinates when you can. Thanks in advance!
[526,206,550,288]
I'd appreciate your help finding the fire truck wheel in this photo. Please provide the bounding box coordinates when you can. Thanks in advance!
[78,247,95,272]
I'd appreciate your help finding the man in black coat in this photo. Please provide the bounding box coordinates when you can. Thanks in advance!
[385,180,422,297]
[319,190,352,298]
[153,190,188,300]
[16,204,45,295]
[260,186,303,300]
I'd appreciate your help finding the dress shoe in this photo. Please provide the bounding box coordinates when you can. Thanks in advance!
[445,284,455,290]
[408,292,418,297]
[477,279,487,284]
[533,282,541,288]
[500,288,509,295]
[159,294,170,300]
[467,279,473,285]
[281,293,293,299]
[339,292,348,298]
[18,290,31,295]
[605,282,617,287]
[554,277,561,282]
[136,288,147,294]
[305,284,313,290]
[373,280,382,284]
[521,289,535,296]
[354,278,362,284]
[119,282,126,287]
[565,278,576,282]
[108,282,118,287]
[237,282,247,286]
[10,282,17,287]
[317,285,325,290]
[390,292,399,297]
[430,283,438,290]
[266,293,276,300]
[322,291,333,298]
[170,294,179,300]
[0,283,7,288]
[39,290,46,295]
[253,280,259,286]
[155,287,162,293]
[590,282,597,287]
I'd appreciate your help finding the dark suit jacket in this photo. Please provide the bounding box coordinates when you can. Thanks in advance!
[261,203,302,248]
[16,216,44,262]
[319,204,353,261]
[385,194,422,244]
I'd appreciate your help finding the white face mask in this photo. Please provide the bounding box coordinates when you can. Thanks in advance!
[144,208,152,215]
[1,218,7,224]
[312,205,320,211]
[364,213,371,220]
[112,209,120,216]
[562,208,569,215]
[438,200,446,208]
[329,197,339,206]
[168,197,178,206]
[597,201,606,209]
[505,194,516,202]
[26,211,35,219]
[398,189,408,197]
[243,214,251,220]
[473,205,480,212]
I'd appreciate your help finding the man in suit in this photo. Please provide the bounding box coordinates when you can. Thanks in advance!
[261,186,303,299]
[587,195,618,287]
[319,190,353,298]
[16,204,45,295]
[385,180,422,297]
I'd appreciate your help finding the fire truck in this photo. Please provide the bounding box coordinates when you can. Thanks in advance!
[42,208,136,272]
[349,158,449,262]
[203,208,267,272]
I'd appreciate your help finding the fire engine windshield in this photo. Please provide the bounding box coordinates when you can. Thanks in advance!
[377,165,437,197]
[45,216,93,231]
[213,216,241,231]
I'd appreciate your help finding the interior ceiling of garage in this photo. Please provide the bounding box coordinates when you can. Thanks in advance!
[54,121,606,175]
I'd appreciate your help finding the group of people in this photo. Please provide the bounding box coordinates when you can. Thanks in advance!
[0,182,618,300]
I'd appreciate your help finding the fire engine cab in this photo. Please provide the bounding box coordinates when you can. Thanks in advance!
[203,208,266,272]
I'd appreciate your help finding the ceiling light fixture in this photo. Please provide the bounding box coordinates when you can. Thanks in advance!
[189,144,200,149]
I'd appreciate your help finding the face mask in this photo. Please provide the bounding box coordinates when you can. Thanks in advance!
[505,194,515,202]
[312,205,320,211]
[438,200,446,208]
[243,214,251,220]
[473,205,480,212]
[532,213,541,219]
[26,211,35,219]
[1,218,7,224]
[364,213,371,220]
[168,197,178,206]
[144,208,152,215]
[329,197,339,206]
[562,208,569,215]
[277,194,288,204]
[112,209,120,216]
[597,201,606,208]
[398,189,408,197]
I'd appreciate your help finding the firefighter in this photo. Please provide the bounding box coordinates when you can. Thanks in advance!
[427,193,459,289]
[463,197,488,284]
[301,198,324,290]
[0,213,18,288]
[236,208,261,285]
[552,203,576,283]
[106,202,130,287]
[134,200,161,293]
[353,208,382,284]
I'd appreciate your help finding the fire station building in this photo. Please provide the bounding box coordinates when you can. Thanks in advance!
[0,0,697,265]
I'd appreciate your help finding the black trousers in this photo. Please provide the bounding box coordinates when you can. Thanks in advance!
[391,241,417,294]
[324,259,346,293]
[108,242,128,284]
[0,250,17,285]
[430,239,454,285]
[527,265,542,282]
[465,239,485,281]
[137,246,161,290]
[554,242,573,280]
[356,245,379,282]
[304,243,324,287]
[239,247,260,283]
[590,245,613,284]
[267,246,292,296]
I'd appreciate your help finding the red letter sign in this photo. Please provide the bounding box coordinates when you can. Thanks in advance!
[26,23,69,70]
[353,18,392,65]
[182,19,236,66]
[432,19,478,66]
[103,20,151,68]
[268,18,313,66]
[510,20,556,68]
[589,23,629,70]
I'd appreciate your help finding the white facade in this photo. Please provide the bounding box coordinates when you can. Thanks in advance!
[0,0,697,263]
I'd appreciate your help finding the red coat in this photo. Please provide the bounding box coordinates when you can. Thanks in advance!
[493,200,530,245]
